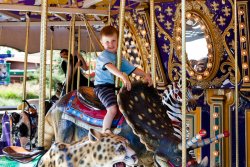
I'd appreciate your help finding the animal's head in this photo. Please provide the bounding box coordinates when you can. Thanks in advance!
[0,64,8,80]
[88,129,138,167]
[162,79,196,112]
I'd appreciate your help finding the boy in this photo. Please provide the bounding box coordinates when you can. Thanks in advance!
[94,25,152,133]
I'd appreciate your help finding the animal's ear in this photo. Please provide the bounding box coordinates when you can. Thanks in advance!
[88,129,102,142]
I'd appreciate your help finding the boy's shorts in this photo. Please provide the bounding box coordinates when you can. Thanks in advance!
[94,86,117,108]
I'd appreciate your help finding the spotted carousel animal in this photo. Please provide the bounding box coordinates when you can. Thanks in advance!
[38,128,138,167]
[43,81,228,166]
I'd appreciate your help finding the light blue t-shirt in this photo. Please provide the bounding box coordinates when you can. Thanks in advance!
[94,50,136,86]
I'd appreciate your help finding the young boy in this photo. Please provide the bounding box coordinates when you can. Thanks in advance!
[94,25,152,133]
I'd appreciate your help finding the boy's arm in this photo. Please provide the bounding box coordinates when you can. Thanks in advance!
[105,63,131,91]
[133,68,153,86]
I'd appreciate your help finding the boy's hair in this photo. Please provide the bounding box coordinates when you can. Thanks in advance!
[60,49,68,54]
[100,25,119,38]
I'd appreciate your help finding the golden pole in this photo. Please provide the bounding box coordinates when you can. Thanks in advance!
[115,0,126,88]
[77,26,81,90]
[66,18,72,94]
[181,0,187,166]
[22,12,30,112]
[234,0,239,166]
[38,0,48,147]
[49,27,54,99]
[88,37,91,87]
[150,0,156,87]
[71,15,76,91]
[108,0,111,25]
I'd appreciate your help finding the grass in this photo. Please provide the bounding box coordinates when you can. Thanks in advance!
[0,82,52,107]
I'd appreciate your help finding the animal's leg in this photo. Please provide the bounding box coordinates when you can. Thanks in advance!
[57,119,75,143]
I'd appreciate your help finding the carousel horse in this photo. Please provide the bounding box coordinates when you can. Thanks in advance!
[43,80,229,166]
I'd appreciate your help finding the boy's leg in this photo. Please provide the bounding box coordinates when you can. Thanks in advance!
[103,104,117,133]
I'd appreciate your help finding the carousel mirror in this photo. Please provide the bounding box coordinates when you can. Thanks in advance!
[186,17,208,73]
[172,6,222,83]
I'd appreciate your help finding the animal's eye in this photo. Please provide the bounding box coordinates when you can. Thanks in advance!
[117,144,126,152]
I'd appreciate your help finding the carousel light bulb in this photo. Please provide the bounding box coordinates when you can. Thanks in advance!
[136,57,140,62]
[213,151,219,156]
[239,10,244,15]
[138,18,143,25]
[205,35,209,39]
[141,30,147,36]
[176,36,181,41]
[213,125,219,131]
[208,54,213,58]
[125,41,129,46]
[240,36,246,42]
[177,27,182,32]
[148,54,151,58]
[207,63,212,68]
[201,25,206,30]
[127,48,132,53]
[243,76,250,82]
[122,50,126,55]
[214,140,219,143]
[242,50,247,56]
[128,33,132,38]
[240,23,245,29]
[189,71,194,76]
[131,41,135,46]
[194,17,200,22]
[242,63,249,69]
[177,45,181,50]
[124,34,128,38]
[207,44,212,49]
[186,12,191,19]
[145,42,149,47]
[197,75,202,80]
[213,112,219,118]
[204,71,209,76]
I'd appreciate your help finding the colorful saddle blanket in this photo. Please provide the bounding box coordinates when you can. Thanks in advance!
[64,88,124,128]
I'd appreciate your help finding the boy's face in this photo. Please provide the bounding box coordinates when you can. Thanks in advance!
[100,33,118,53]
[60,51,68,61]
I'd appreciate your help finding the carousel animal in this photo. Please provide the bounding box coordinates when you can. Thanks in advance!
[38,128,138,167]
[43,80,228,166]
[0,63,8,80]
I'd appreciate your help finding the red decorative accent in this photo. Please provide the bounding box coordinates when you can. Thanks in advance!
[223,131,230,137]
[199,129,207,137]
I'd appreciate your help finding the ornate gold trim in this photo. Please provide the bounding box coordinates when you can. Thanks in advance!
[171,1,223,86]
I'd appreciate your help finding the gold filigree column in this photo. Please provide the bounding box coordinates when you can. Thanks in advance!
[38,0,48,147]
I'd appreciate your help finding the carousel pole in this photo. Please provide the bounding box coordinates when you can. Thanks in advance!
[66,18,72,94]
[38,0,48,148]
[115,0,126,88]
[49,27,54,99]
[71,15,76,91]
[77,26,81,90]
[88,36,91,87]
[108,0,111,25]
[22,12,30,112]
[149,0,156,87]
[234,0,239,166]
[181,0,187,166]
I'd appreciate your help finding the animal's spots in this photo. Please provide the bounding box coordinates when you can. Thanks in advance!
[98,154,103,160]
[140,92,145,100]
[79,160,84,164]
[138,115,143,120]
[148,108,152,113]
[97,145,101,151]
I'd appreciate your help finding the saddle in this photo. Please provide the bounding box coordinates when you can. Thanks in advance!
[63,87,124,128]
[2,146,44,163]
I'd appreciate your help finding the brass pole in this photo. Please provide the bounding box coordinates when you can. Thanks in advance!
[71,15,76,91]
[234,0,239,166]
[88,37,91,87]
[22,12,30,112]
[77,26,81,90]
[66,18,72,94]
[150,0,156,87]
[115,0,126,88]
[38,0,48,147]
[49,27,54,99]
[108,0,111,25]
[181,0,187,166]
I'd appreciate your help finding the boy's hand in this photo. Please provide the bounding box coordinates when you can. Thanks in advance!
[121,74,131,91]
[144,73,153,86]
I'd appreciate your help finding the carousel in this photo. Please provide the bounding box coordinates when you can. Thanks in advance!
[0,0,249,167]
